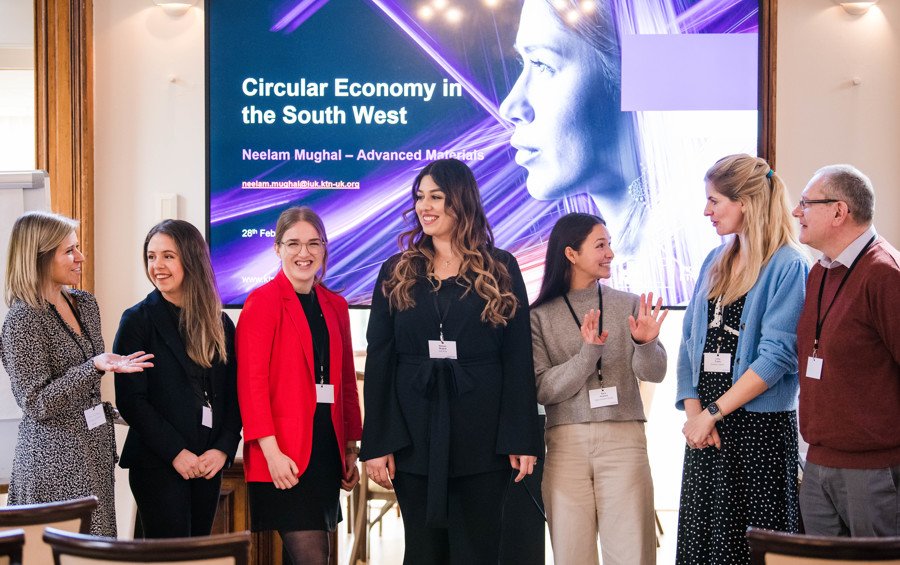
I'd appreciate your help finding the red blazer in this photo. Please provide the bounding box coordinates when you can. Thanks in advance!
[236,270,362,482]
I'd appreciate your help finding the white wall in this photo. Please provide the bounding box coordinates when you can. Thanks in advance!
[776,0,900,242]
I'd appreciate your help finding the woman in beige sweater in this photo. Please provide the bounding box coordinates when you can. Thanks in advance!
[531,212,668,565]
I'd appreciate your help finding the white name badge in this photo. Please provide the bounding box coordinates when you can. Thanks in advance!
[202,405,213,428]
[589,386,619,408]
[84,404,106,430]
[316,384,335,404]
[806,356,823,379]
[428,340,458,359]
[703,352,732,373]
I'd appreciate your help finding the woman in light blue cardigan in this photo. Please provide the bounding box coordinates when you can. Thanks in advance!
[675,154,809,565]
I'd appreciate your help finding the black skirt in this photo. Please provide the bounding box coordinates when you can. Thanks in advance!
[248,403,343,532]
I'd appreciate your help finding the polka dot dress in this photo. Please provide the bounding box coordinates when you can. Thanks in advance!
[676,296,800,565]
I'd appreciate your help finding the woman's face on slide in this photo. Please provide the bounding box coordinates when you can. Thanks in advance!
[146,233,186,305]
[500,0,618,200]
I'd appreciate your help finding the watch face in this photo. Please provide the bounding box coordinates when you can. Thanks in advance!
[708,403,720,415]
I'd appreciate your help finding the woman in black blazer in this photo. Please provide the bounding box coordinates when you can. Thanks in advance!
[360,159,542,564]
[114,220,242,538]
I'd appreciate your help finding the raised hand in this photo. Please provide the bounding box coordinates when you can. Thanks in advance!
[628,293,668,344]
[580,309,609,346]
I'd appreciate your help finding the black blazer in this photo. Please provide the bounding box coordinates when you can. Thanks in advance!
[113,290,242,469]
[359,248,542,477]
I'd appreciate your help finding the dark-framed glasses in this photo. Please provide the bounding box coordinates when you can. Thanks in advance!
[798,198,840,210]
[279,239,325,255]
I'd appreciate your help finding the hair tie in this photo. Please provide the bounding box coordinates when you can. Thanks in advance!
[766,169,775,179]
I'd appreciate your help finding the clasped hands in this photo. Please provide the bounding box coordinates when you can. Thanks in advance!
[682,401,722,450]
[172,448,227,480]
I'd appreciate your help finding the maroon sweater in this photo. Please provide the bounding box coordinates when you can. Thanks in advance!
[798,238,900,469]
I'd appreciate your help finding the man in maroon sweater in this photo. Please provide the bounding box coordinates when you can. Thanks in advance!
[792,164,900,537]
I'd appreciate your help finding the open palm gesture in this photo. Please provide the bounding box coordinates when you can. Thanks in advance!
[628,293,668,344]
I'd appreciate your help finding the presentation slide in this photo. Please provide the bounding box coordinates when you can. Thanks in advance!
[208,0,761,306]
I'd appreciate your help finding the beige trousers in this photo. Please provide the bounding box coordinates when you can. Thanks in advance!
[543,420,656,565]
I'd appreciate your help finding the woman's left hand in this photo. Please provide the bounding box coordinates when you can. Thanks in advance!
[341,453,360,491]
[198,449,227,479]
[682,410,720,450]
[629,293,668,344]
[509,455,537,483]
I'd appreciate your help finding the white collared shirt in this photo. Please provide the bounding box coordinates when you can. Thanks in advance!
[818,225,878,269]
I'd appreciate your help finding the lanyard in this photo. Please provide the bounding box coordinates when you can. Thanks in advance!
[164,302,213,405]
[813,235,876,355]
[562,285,604,385]
[431,286,453,343]
[302,289,328,384]
[49,292,96,364]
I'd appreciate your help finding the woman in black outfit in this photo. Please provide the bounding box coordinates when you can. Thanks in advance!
[360,158,542,564]
[114,220,242,538]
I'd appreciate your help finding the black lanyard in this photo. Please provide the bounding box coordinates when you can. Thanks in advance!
[562,285,604,385]
[49,291,96,363]
[164,302,212,405]
[813,235,876,355]
[299,289,328,384]
[432,286,453,343]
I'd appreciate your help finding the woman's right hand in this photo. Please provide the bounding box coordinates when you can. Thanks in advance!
[258,436,299,489]
[93,351,154,373]
[365,454,395,490]
[172,449,201,480]
[581,309,609,346]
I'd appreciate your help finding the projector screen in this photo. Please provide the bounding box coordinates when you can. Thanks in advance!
[207,0,765,307]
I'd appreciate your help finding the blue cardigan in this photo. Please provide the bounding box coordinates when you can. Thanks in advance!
[675,244,810,412]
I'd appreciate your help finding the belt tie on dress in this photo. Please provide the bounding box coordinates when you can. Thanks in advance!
[400,354,494,527]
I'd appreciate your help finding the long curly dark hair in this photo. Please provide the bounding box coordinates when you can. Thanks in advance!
[382,159,518,326]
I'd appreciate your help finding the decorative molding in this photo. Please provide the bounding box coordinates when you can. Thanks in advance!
[760,0,778,166]
[34,0,95,292]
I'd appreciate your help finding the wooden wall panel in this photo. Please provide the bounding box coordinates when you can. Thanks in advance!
[34,0,95,292]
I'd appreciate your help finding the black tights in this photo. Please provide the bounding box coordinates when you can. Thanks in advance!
[279,529,330,565]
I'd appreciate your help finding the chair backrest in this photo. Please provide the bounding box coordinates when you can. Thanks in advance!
[0,529,24,565]
[0,496,96,564]
[747,527,900,564]
[43,528,251,565]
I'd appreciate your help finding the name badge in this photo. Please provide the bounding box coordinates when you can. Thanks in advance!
[703,352,732,373]
[806,356,823,379]
[589,386,618,408]
[316,383,335,404]
[202,405,213,428]
[84,404,106,430]
[428,340,457,359]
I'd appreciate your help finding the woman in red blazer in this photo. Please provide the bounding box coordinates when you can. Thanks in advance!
[236,206,362,565]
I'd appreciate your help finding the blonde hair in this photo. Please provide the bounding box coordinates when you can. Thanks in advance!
[5,212,79,308]
[144,220,227,368]
[705,154,801,304]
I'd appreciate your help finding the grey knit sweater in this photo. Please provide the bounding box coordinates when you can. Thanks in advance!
[531,285,667,428]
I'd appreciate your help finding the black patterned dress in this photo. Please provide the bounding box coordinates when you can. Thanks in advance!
[676,296,800,564]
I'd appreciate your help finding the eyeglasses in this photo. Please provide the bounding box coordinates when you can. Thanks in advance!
[798,199,840,210]
[278,239,325,255]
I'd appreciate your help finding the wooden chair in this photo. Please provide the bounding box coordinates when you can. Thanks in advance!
[43,528,251,565]
[0,529,24,565]
[747,527,900,564]
[0,496,96,564]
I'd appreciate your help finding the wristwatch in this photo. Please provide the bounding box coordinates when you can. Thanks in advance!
[706,402,725,422]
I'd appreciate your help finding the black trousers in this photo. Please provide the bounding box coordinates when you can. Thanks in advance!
[393,469,510,565]
[129,466,223,538]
